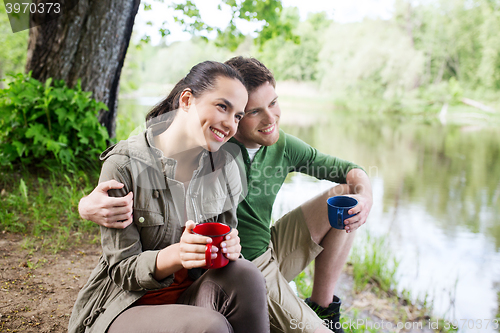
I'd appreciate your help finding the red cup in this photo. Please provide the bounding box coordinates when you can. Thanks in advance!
[192,222,232,269]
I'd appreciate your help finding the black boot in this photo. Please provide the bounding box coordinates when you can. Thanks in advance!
[305,296,344,333]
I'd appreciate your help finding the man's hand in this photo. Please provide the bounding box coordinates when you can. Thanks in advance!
[343,168,373,233]
[343,193,372,232]
[78,180,133,229]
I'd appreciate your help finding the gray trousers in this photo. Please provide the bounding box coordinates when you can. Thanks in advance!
[108,259,270,333]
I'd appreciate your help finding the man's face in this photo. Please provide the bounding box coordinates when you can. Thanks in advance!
[233,81,281,148]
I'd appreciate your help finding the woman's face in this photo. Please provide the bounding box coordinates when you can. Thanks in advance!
[187,77,248,152]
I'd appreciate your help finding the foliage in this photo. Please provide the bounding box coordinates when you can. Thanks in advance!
[0,168,99,252]
[120,37,148,94]
[256,9,329,81]
[121,37,234,89]
[170,0,213,37]
[497,291,500,320]
[349,234,399,294]
[0,73,110,171]
[396,0,500,90]
[121,0,500,118]
[0,4,28,87]
[166,0,297,51]
[392,0,500,90]
[318,19,425,100]
[293,265,314,298]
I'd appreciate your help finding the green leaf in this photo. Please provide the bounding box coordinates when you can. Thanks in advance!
[159,28,170,37]
[57,134,68,145]
[67,111,76,123]
[140,35,151,44]
[13,141,26,157]
[44,78,53,93]
[46,139,62,154]
[25,123,48,143]
[77,130,90,145]
[58,149,73,163]
[19,179,28,203]
[55,108,67,124]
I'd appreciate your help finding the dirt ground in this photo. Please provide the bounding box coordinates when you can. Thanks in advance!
[0,233,101,333]
[0,232,433,333]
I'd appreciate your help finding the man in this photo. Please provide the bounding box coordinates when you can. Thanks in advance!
[79,57,373,333]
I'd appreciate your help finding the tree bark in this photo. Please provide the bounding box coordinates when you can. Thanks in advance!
[25,0,141,138]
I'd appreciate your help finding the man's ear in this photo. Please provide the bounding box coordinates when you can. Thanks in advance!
[179,88,193,112]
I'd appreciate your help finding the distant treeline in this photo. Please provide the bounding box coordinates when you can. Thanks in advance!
[3,0,499,106]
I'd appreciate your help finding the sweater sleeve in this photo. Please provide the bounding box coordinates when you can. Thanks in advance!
[98,156,174,291]
[284,133,365,183]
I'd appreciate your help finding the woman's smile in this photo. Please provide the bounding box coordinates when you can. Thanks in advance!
[210,126,228,142]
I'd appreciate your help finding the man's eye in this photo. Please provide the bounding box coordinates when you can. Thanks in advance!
[270,101,277,107]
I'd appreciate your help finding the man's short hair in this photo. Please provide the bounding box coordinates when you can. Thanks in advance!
[225,56,276,94]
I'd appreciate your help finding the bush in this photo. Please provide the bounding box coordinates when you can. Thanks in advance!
[0,72,110,171]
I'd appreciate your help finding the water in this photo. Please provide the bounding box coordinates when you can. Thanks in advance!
[118,96,500,331]
[275,109,500,331]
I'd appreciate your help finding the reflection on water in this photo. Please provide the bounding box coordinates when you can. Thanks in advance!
[118,98,500,331]
[277,112,500,330]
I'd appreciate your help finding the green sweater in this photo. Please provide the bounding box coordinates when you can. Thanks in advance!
[230,130,362,260]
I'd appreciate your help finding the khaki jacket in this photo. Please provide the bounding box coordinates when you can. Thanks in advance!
[68,121,245,333]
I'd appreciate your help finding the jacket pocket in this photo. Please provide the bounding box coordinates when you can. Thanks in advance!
[134,210,169,250]
[133,210,165,227]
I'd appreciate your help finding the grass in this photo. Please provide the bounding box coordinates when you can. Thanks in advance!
[292,233,440,333]
[349,233,436,326]
[339,308,379,333]
[348,233,398,295]
[0,166,100,252]
[497,291,500,321]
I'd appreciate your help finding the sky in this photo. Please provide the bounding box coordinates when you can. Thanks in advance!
[134,0,396,45]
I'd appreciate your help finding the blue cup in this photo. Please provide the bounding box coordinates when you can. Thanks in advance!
[327,196,358,230]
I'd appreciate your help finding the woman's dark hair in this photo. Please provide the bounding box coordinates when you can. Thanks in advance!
[146,61,245,124]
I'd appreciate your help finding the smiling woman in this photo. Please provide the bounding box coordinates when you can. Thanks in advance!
[68,61,269,333]
[145,61,247,159]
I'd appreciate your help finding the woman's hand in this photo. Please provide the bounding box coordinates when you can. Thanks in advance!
[179,221,217,269]
[221,228,241,261]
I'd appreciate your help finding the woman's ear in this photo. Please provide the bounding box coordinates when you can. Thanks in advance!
[179,88,193,112]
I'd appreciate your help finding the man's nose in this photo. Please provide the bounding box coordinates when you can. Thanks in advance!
[262,109,275,124]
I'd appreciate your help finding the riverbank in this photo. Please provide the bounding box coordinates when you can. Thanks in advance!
[0,232,441,333]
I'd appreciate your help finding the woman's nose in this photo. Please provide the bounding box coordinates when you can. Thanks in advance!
[222,114,237,134]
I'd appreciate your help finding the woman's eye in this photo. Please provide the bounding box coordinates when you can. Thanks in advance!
[235,114,243,121]
[270,101,276,107]
[217,104,227,111]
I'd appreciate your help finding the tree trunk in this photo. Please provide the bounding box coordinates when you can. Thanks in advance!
[25,0,141,138]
